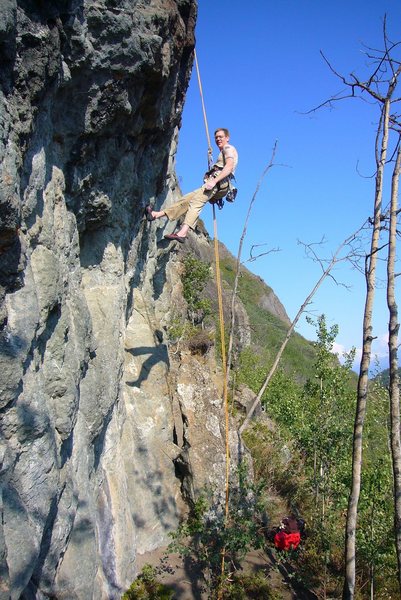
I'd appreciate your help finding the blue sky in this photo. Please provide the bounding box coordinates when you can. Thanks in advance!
[176,1,401,371]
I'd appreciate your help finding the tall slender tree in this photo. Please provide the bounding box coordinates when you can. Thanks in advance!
[339,38,401,600]
[303,21,401,597]
[387,140,401,591]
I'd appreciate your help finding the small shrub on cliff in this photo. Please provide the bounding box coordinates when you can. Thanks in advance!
[181,254,212,325]
[122,564,173,600]
[187,329,214,355]
[166,316,197,345]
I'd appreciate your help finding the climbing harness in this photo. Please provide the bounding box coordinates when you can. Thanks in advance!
[203,157,237,209]
[194,48,231,589]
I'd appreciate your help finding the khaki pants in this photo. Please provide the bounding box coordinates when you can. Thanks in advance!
[164,184,227,229]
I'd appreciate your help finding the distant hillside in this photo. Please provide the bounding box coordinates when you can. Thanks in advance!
[374,367,401,387]
[217,243,317,382]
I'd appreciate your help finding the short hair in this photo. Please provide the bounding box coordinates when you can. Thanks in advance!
[214,128,230,137]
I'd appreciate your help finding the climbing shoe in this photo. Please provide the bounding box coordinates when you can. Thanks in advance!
[144,205,155,221]
[164,233,185,243]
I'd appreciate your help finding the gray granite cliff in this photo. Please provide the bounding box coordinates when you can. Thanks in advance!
[1,2,198,598]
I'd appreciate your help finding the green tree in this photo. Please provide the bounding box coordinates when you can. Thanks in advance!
[357,374,398,597]
[169,466,265,596]
[238,315,397,597]
[357,463,397,598]
[298,317,355,593]
[260,315,354,596]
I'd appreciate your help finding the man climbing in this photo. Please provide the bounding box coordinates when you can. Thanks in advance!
[144,128,238,242]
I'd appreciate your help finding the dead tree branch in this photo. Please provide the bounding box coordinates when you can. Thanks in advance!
[225,142,279,400]
[239,223,367,436]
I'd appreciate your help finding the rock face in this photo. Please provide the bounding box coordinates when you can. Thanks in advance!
[0,2,290,599]
[0,2,198,598]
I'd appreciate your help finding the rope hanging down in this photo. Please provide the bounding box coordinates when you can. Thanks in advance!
[194,50,214,170]
[212,204,231,583]
[193,48,231,585]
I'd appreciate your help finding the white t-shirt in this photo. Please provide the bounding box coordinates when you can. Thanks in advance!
[215,143,238,174]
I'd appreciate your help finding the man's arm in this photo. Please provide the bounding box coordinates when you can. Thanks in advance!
[204,156,234,190]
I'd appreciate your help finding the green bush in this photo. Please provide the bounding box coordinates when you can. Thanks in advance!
[219,572,281,599]
[182,254,212,325]
[122,565,173,600]
[168,466,266,592]
[166,316,197,345]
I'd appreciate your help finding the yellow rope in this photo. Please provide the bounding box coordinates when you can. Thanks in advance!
[213,205,230,592]
[193,48,230,595]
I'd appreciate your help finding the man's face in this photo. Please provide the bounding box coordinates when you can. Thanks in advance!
[215,130,229,150]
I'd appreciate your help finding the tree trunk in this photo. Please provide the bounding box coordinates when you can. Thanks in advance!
[387,141,401,592]
[370,564,374,600]
[343,97,391,600]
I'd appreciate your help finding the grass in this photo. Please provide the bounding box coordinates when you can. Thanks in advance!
[219,256,317,382]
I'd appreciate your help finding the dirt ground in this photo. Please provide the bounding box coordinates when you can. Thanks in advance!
[136,545,317,599]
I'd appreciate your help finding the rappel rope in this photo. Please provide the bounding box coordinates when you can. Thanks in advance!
[194,50,214,170]
[194,48,231,589]
[212,204,231,588]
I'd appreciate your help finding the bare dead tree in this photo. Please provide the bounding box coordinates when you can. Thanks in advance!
[288,17,401,596]
[238,224,367,436]
[244,243,281,264]
[337,33,401,600]
[225,142,279,394]
[387,140,401,592]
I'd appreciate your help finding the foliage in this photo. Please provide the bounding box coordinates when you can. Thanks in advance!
[218,572,282,599]
[357,462,397,595]
[167,254,214,354]
[242,421,306,519]
[287,316,356,593]
[166,316,197,344]
[168,465,266,593]
[181,254,212,325]
[297,316,355,497]
[241,314,398,598]
[260,368,305,431]
[356,374,398,596]
[236,347,267,393]
[122,565,174,600]
[372,365,401,388]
